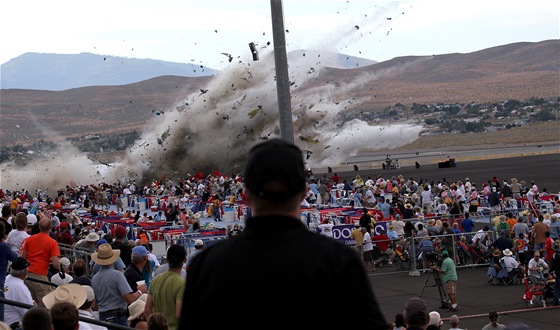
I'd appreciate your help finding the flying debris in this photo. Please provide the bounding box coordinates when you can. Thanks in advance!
[249,42,259,61]
[248,105,263,118]
[387,17,392,20]
[199,89,209,95]
[99,161,112,167]
[355,25,359,30]
[157,128,171,145]
[152,109,164,116]
[298,135,319,144]
[221,53,233,62]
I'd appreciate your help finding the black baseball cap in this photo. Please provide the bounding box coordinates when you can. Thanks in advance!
[244,139,306,200]
[12,257,30,271]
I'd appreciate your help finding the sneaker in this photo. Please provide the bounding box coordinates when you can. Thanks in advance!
[388,261,393,265]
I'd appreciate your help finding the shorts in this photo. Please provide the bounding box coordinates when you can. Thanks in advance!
[363,250,373,262]
[445,280,457,295]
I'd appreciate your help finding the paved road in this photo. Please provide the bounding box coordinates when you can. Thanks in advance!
[320,153,560,193]
[369,264,559,329]
[324,152,560,328]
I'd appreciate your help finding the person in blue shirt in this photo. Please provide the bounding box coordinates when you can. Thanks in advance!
[461,212,475,243]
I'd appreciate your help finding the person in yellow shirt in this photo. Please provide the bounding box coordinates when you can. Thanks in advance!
[351,222,364,255]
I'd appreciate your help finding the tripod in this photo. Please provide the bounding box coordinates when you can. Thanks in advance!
[420,267,452,309]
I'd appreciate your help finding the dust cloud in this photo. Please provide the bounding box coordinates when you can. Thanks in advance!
[1,4,423,193]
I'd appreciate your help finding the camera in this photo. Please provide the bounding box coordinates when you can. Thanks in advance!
[426,252,442,266]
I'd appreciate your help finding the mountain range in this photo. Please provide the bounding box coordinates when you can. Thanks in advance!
[0,39,558,149]
[0,50,376,91]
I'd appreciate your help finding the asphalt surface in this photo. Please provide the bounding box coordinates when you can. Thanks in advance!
[323,153,560,193]
[369,263,559,329]
[326,152,560,328]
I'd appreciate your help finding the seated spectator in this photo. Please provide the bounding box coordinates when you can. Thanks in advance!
[22,306,53,330]
[50,257,73,286]
[372,229,396,265]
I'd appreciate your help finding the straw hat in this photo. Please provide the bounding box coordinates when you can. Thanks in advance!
[127,295,148,321]
[91,243,121,265]
[43,284,87,309]
[493,249,502,257]
[427,219,436,226]
[511,178,518,183]
[544,214,551,220]
[503,249,513,256]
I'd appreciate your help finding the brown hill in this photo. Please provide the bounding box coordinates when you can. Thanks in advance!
[1,40,558,148]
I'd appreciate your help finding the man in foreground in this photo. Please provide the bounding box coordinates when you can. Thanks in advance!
[180,139,386,327]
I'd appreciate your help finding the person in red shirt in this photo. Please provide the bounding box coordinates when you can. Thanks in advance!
[372,229,396,264]
[544,231,555,266]
[330,173,341,185]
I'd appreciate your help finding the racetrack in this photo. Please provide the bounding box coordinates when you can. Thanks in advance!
[318,152,560,193]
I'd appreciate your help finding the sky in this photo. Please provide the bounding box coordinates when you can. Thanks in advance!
[2,0,558,70]
[1,0,559,192]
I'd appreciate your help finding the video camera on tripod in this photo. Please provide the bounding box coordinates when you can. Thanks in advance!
[426,251,443,267]
[420,251,452,309]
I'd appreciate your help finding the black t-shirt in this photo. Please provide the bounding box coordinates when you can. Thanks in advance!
[123,264,143,292]
[180,215,387,327]
[111,241,132,266]
[0,218,12,236]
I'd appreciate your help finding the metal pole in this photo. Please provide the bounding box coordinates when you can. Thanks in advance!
[270,0,294,143]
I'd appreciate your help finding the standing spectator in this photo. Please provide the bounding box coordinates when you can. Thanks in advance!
[432,250,459,312]
[185,239,204,272]
[0,206,13,237]
[544,231,555,265]
[350,222,364,255]
[460,212,475,242]
[91,243,146,326]
[421,185,433,213]
[212,194,222,222]
[513,233,530,267]
[4,257,33,328]
[359,208,373,235]
[124,245,150,292]
[179,139,386,327]
[418,236,435,270]
[512,217,530,241]
[144,244,186,329]
[481,311,506,330]
[549,241,560,306]
[69,259,92,286]
[532,216,551,257]
[6,213,29,255]
[111,226,132,267]
[550,215,560,240]
[78,285,108,330]
[362,227,376,272]
[21,218,60,307]
[50,257,73,286]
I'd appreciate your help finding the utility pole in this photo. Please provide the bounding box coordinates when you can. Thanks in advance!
[270,0,294,143]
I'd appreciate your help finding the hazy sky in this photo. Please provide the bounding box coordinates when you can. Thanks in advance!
[2,0,558,70]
